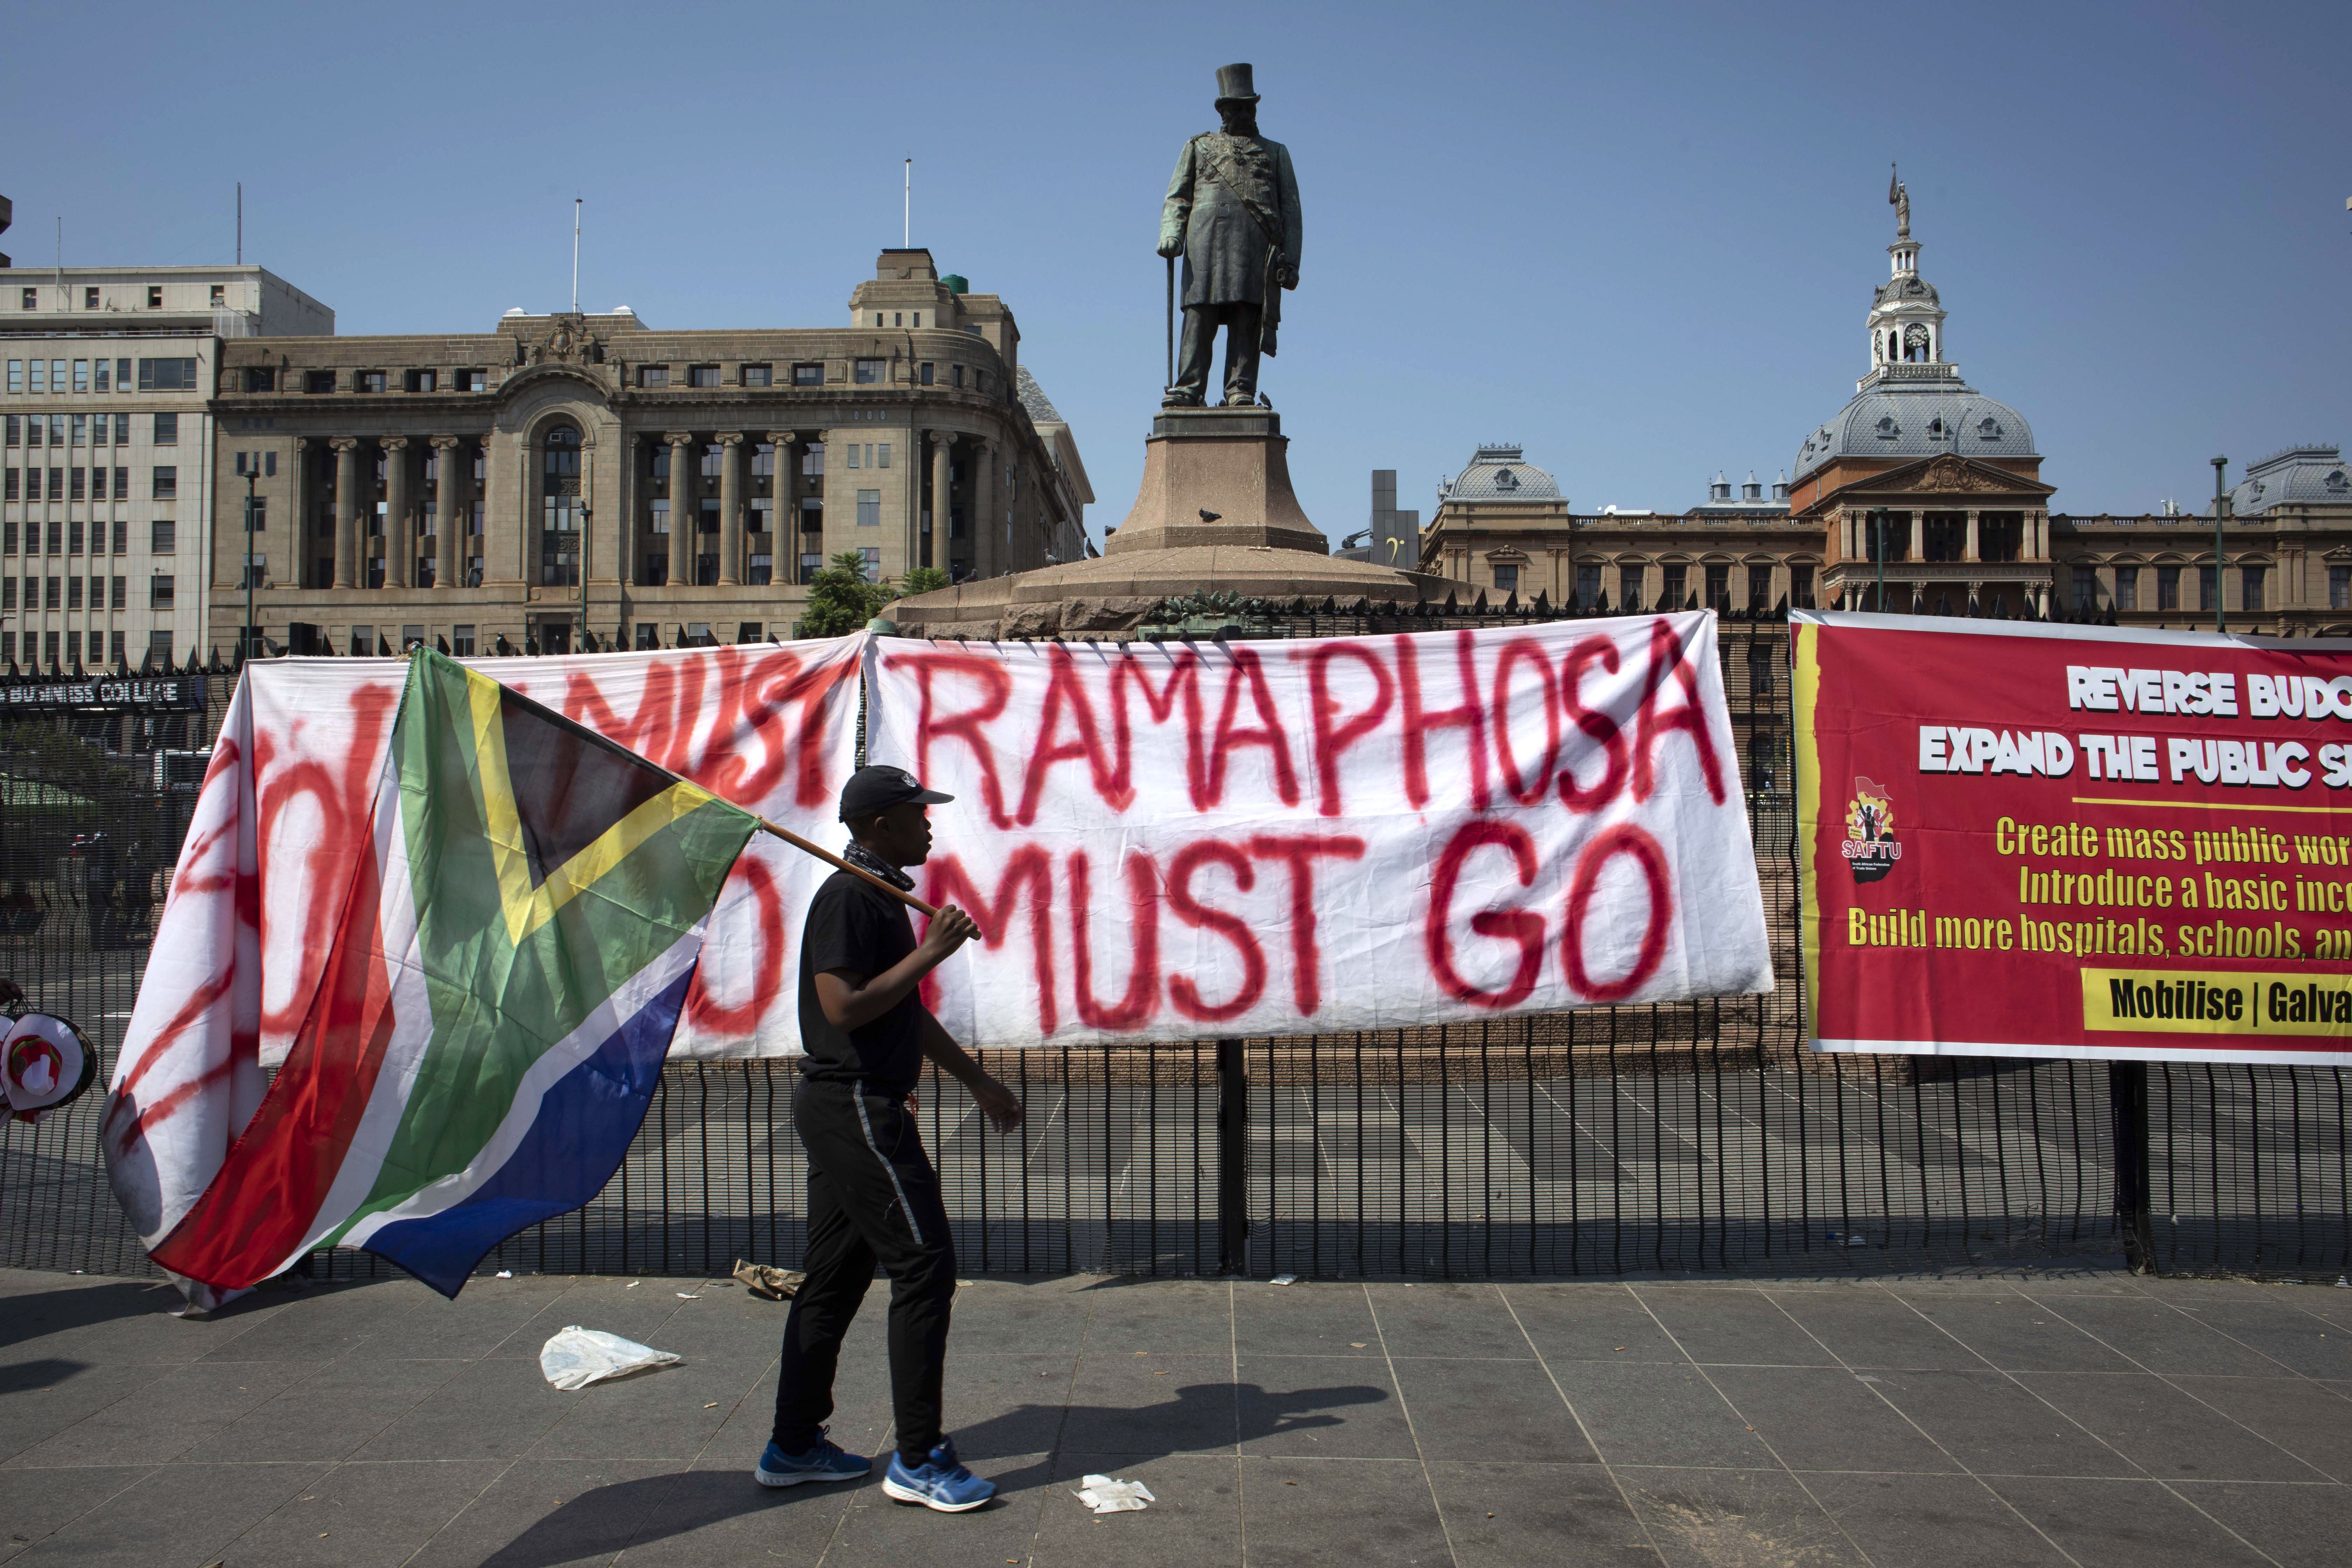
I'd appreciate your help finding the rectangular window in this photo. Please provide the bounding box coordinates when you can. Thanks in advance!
[640,553,667,587]
[4,415,14,443]
[793,362,824,386]
[68,518,84,554]
[43,631,58,667]
[634,623,659,651]
[877,442,891,469]
[1,579,10,609]
[405,369,437,393]
[146,286,163,308]
[1790,564,1814,609]
[1618,566,1642,611]
[19,289,33,311]
[92,359,109,392]
[46,576,61,608]
[153,412,178,446]
[112,414,128,443]
[72,360,89,393]
[71,414,86,447]
[695,552,718,586]
[151,466,176,499]
[149,574,175,609]
[137,357,199,392]
[1659,564,1687,609]
[919,362,934,386]
[29,359,45,393]
[48,467,63,499]
[688,365,720,388]
[399,624,424,652]
[799,551,824,584]
[463,369,488,392]
[748,552,773,586]
[860,547,881,578]
[3,470,13,502]
[699,500,721,534]
[1704,563,1729,610]
[112,465,127,498]
[802,443,825,476]
[70,468,85,502]
[2156,566,2179,610]
[801,497,825,531]
[351,627,376,657]
[845,444,860,469]
[111,518,127,553]
[2072,566,2098,611]
[856,489,882,527]
[68,576,82,610]
[84,287,100,310]
[5,362,17,393]
[1747,565,1772,609]
[244,366,275,392]
[686,622,713,647]
[358,370,386,394]
[306,370,336,393]
[114,358,130,391]
[638,365,669,388]
[2331,566,2350,611]
[108,630,124,666]
[2241,566,2264,612]
[451,624,476,657]
[146,630,172,669]
[742,364,772,387]
[2199,566,2218,612]
[110,576,125,609]
[975,371,989,394]
[853,359,883,384]
[1494,564,1520,596]
[649,498,669,534]
[45,517,59,552]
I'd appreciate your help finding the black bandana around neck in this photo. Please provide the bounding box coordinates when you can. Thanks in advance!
[842,839,915,892]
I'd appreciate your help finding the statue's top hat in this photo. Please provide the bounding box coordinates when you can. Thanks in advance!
[1213,63,1259,105]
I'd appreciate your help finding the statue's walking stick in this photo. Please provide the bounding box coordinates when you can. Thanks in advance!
[1165,253,1176,392]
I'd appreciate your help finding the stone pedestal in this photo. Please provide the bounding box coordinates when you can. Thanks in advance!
[1107,408,1325,555]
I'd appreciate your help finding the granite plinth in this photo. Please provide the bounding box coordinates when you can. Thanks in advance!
[1105,407,1326,556]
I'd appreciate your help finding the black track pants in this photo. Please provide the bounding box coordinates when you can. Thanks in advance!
[770,1077,957,1465]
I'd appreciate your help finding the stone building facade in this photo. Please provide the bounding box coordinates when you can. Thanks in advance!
[202,250,1084,658]
[1,264,334,671]
[1418,195,2352,635]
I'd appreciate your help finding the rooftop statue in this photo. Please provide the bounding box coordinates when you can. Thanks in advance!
[1158,63,1303,409]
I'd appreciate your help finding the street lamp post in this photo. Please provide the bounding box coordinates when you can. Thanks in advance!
[2210,455,2229,635]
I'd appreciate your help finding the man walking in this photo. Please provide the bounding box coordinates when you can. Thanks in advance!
[757,765,1024,1512]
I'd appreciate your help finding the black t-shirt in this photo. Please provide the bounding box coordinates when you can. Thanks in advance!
[797,869,924,1092]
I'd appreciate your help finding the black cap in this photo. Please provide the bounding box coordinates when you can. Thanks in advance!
[838,764,953,822]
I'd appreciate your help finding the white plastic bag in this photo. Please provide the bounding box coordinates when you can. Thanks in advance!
[539,1326,681,1390]
[1072,1474,1155,1514]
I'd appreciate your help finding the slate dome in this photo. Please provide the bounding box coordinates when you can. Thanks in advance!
[1443,444,1564,502]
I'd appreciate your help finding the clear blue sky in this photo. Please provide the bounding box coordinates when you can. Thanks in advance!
[9,0,2346,540]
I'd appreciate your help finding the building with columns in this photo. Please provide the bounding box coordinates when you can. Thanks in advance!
[1418,184,2352,635]
[2,261,335,672]
[202,249,1084,658]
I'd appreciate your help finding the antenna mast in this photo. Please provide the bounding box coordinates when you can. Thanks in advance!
[904,159,911,247]
[572,198,581,313]
[236,182,242,265]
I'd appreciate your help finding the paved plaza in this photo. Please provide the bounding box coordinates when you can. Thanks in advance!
[4,1264,2350,1567]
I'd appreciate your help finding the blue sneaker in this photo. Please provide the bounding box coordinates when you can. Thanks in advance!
[755,1429,871,1488]
[881,1438,996,1512]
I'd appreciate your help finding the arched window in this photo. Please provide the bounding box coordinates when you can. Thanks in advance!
[541,422,582,587]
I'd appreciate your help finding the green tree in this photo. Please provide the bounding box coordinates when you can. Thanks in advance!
[800,550,894,638]
[897,566,951,598]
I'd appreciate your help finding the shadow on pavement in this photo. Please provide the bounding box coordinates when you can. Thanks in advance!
[472,1379,1390,1567]
[0,1281,178,1352]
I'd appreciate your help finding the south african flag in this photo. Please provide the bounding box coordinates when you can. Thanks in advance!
[152,650,759,1296]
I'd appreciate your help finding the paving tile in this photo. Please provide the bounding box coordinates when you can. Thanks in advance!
[212,1458,508,1568]
[2170,1480,2352,1568]
[1635,1286,1839,1366]
[2165,1375,2352,1483]
[1501,1282,1684,1363]
[1860,1366,2136,1477]
[936,1276,1095,1356]
[1365,1282,1531,1360]
[603,1466,861,1568]
[214,1356,467,1463]
[0,1465,150,1562]
[194,1279,432,1363]
[1234,1355,1413,1459]
[2141,1300,2352,1380]
[5,1357,321,1468]
[526,1352,772,1463]
[1771,1289,1987,1370]
[16,1460,327,1568]
[1031,1451,1242,1567]
[488,1276,688,1358]
[1704,1365,1952,1474]
[1069,1279,1235,1354]
[1387,1354,1597,1464]
[1547,1358,1774,1468]
[345,1282,579,1362]
[1985,1476,2275,1567]
[0,1362,175,1464]
[1426,1459,1653,1567]
[1232,1281,1382,1357]
[2026,1295,2295,1377]
[1803,1470,2072,1567]
[2012,1372,2328,1483]
[355,1351,582,1463]
[918,1351,1080,1462]
[1616,1465,1869,1568]
[400,1457,680,1568]
[1,1284,287,1367]
[1240,1454,1452,1568]
[818,1453,1052,1564]
[1059,1352,1237,1455]
[1899,1297,2140,1372]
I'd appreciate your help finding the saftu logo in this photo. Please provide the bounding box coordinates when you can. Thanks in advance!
[1842,777,1901,886]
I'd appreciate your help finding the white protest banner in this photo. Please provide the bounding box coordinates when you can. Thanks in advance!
[863,613,1773,1047]
[103,638,862,1271]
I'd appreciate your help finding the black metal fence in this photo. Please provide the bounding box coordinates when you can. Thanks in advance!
[3,615,2346,1285]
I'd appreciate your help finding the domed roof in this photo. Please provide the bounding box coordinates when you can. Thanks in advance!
[1443,444,1564,502]
[1873,273,1940,309]
[1794,384,2037,482]
[2230,445,2352,515]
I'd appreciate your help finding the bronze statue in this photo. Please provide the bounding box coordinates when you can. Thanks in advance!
[1158,63,1302,408]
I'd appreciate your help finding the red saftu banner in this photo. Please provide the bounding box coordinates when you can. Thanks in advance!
[1792,611,2352,1064]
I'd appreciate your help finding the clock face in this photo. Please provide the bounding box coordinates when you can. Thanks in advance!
[3,1013,96,1120]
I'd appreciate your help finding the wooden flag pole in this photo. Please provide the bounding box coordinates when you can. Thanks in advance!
[755,817,944,922]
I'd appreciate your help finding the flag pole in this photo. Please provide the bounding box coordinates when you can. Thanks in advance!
[752,817,946,923]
